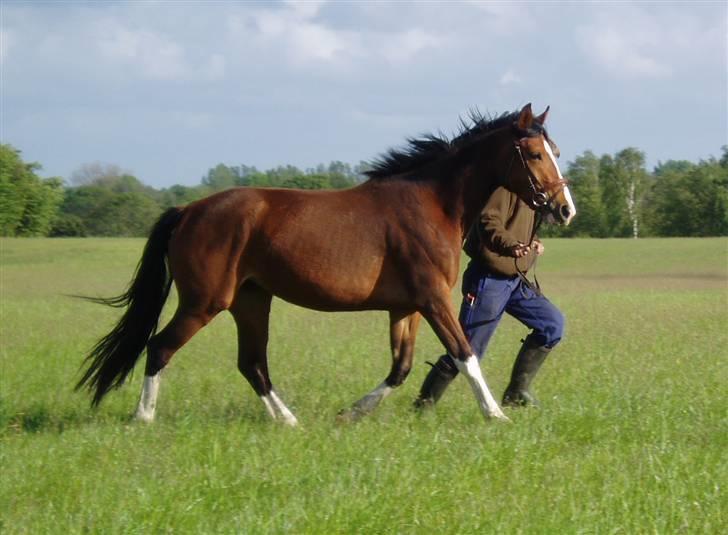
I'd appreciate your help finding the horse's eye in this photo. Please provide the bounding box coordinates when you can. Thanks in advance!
[529,152,542,160]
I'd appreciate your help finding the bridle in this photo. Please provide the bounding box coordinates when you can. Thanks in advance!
[510,140,569,213]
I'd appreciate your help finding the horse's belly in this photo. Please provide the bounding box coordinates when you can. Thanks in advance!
[253,250,390,310]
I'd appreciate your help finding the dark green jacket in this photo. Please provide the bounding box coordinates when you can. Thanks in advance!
[463,187,537,276]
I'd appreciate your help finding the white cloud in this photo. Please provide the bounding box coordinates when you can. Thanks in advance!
[463,0,536,34]
[96,19,225,81]
[99,26,187,80]
[228,3,446,69]
[499,69,521,86]
[574,5,721,79]
[578,25,671,78]
[242,4,357,66]
[289,21,356,63]
[381,28,444,64]
[282,0,327,20]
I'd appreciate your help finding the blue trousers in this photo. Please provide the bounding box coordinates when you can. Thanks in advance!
[457,260,564,360]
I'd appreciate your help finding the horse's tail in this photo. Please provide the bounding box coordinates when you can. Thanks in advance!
[75,207,184,406]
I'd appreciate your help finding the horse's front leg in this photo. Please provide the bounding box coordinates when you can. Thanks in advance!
[422,292,509,422]
[338,310,421,422]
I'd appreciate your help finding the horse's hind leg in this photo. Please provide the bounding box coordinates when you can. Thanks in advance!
[135,308,214,422]
[230,282,298,427]
[386,311,421,387]
[339,311,421,422]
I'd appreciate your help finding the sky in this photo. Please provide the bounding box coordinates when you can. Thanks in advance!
[1,0,726,188]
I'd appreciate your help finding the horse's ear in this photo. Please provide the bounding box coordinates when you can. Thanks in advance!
[517,103,533,130]
[535,105,550,125]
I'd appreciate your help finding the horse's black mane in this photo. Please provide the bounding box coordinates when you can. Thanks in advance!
[363,134,451,180]
[364,109,544,180]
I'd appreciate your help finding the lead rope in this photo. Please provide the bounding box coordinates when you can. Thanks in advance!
[515,210,543,298]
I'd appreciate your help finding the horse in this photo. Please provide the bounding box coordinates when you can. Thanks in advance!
[76,103,575,425]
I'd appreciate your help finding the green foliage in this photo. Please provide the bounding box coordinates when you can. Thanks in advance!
[281,173,334,190]
[156,184,212,208]
[563,151,607,237]
[202,163,239,190]
[0,145,64,236]
[542,147,727,238]
[720,145,728,168]
[599,148,649,238]
[49,213,87,237]
[55,186,162,237]
[646,157,728,236]
[199,162,360,191]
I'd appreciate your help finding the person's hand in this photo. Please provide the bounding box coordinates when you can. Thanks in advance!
[510,242,531,258]
[532,239,545,256]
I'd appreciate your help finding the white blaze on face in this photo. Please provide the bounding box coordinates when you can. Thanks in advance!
[543,138,576,225]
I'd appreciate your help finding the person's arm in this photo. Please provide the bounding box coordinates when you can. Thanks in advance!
[479,189,530,257]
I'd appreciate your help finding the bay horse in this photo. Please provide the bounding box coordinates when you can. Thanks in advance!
[76,103,575,425]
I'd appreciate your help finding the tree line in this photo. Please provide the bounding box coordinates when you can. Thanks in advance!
[539,147,728,238]
[1,143,726,238]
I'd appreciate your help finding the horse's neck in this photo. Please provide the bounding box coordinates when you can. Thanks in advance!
[435,131,509,238]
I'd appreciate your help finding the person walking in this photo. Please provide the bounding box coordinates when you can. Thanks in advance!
[414,185,565,409]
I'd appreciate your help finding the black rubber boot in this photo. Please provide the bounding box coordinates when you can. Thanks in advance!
[502,335,551,407]
[413,355,459,409]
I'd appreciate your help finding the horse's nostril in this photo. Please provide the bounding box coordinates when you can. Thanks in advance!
[560,205,571,219]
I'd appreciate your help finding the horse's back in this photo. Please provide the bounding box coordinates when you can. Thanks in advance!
[167,185,406,311]
[252,186,396,308]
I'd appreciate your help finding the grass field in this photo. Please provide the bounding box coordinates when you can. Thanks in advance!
[1,237,726,533]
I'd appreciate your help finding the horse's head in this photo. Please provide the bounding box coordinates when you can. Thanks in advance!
[506,103,575,225]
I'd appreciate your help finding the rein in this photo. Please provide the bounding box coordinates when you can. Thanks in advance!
[514,210,543,298]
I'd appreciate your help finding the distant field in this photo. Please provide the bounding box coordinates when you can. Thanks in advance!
[1,237,726,533]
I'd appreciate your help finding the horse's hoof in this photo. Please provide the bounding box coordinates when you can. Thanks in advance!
[488,411,511,422]
[413,397,435,412]
[502,389,540,408]
[281,415,299,427]
[134,410,155,423]
[336,408,363,424]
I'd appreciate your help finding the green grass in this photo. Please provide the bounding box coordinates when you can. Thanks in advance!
[1,237,726,533]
